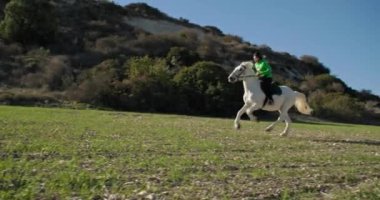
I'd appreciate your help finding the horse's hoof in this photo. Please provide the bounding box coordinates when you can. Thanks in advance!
[280,132,288,137]
[234,123,241,130]
[265,127,273,132]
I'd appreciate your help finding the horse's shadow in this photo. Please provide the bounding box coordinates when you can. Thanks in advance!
[310,138,380,146]
[293,120,354,127]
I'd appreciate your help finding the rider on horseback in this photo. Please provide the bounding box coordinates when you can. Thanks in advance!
[253,52,274,105]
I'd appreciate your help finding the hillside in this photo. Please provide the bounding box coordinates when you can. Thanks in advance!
[0,0,379,124]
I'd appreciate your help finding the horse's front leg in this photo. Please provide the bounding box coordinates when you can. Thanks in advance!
[246,103,260,122]
[234,103,250,130]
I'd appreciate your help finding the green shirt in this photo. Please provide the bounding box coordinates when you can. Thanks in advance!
[254,59,272,78]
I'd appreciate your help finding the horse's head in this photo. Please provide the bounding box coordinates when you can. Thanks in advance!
[228,61,256,83]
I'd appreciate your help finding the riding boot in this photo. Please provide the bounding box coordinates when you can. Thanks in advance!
[268,96,274,105]
[260,77,273,106]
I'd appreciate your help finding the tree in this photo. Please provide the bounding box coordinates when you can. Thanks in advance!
[0,0,57,45]
[300,55,330,74]
[174,61,239,115]
[125,56,170,82]
[166,46,200,67]
[114,56,176,112]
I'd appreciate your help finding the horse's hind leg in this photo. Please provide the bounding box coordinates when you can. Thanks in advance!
[280,112,292,137]
[265,111,282,132]
[276,99,294,136]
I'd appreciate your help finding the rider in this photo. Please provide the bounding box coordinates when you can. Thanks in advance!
[253,52,274,105]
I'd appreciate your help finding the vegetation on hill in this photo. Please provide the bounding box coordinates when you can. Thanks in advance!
[0,0,379,124]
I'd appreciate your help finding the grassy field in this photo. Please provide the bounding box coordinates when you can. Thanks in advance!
[0,106,379,199]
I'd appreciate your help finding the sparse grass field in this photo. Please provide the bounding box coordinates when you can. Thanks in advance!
[0,106,379,199]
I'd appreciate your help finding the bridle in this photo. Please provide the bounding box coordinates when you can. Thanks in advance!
[239,75,256,79]
[231,65,257,81]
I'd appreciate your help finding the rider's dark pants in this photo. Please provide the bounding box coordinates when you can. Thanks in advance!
[259,77,273,104]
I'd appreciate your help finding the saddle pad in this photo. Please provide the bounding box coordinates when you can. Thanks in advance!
[270,84,282,95]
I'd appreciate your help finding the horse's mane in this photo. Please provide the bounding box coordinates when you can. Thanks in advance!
[241,61,256,73]
[241,61,254,68]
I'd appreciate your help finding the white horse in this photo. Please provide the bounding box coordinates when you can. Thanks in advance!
[228,61,313,136]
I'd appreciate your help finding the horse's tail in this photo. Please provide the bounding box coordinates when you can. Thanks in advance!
[294,91,313,115]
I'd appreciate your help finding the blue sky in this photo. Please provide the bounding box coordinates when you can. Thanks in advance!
[115,0,380,96]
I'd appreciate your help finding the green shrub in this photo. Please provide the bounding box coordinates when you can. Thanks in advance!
[125,56,170,82]
[196,36,223,61]
[18,50,73,90]
[300,55,330,74]
[166,47,200,67]
[128,31,192,57]
[125,3,168,18]
[0,39,23,56]
[22,47,50,69]
[0,90,58,105]
[0,0,57,45]
[0,61,22,85]
[69,59,122,105]
[300,74,346,93]
[173,61,240,115]
[110,77,177,112]
[309,91,365,122]
[223,34,243,43]
[44,56,74,90]
[204,26,223,35]
[94,36,127,54]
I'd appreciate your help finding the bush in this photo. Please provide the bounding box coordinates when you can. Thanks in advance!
[173,61,240,115]
[110,77,177,112]
[0,61,20,84]
[70,57,178,112]
[0,90,59,106]
[0,39,23,57]
[94,35,127,55]
[22,47,50,69]
[300,55,330,74]
[44,56,74,90]
[69,59,121,105]
[309,91,365,122]
[125,3,168,18]
[72,51,105,69]
[0,0,57,45]
[128,34,186,57]
[300,74,346,94]
[223,34,243,43]
[166,46,200,67]
[125,56,170,82]
[196,36,224,61]
[204,26,223,36]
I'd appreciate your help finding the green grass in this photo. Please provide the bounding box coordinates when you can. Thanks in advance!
[0,105,379,199]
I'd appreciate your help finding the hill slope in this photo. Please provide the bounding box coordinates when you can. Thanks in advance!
[0,0,379,123]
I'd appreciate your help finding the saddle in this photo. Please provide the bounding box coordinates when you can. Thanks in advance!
[262,82,282,106]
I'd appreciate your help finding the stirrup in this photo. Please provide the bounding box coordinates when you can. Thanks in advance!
[263,97,273,107]
[268,99,274,105]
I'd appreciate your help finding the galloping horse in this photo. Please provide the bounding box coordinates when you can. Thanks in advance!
[228,61,313,136]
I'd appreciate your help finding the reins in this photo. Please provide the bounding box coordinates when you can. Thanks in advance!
[238,74,257,80]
